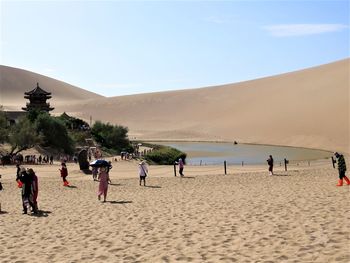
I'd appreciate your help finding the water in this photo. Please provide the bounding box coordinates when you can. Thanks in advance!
[150,141,333,165]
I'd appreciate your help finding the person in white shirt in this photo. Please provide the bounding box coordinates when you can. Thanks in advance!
[139,160,148,186]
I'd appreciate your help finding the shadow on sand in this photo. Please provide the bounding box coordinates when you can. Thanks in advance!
[31,210,52,217]
[108,183,121,186]
[107,200,133,205]
[144,185,162,188]
[0,210,8,215]
[179,176,196,179]
[66,185,78,189]
[273,173,291,177]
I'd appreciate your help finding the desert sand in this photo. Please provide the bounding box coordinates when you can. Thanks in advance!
[0,159,349,263]
[1,58,349,262]
[1,59,349,154]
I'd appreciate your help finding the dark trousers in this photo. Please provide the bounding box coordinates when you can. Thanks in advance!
[22,197,35,213]
[140,176,146,185]
[179,167,184,176]
[339,170,346,179]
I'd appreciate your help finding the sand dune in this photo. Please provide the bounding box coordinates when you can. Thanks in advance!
[0,161,349,262]
[0,65,104,110]
[61,59,349,153]
[1,59,349,153]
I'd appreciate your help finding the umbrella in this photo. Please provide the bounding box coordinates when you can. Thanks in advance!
[89,159,111,168]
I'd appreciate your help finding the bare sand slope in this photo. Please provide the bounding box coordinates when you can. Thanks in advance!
[0,65,104,110]
[0,161,349,263]
[1,59,349,153]
[56,59,349,153]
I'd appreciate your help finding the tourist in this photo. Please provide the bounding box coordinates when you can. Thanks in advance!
[27,168,39,213]
[15,163,23,188]
[97,166,111,202]
[139,160,148,186]
[334,152,349,186]
[92,166,98,181]
[49,155,53,165]
[19,168,36,214]
[59,162,69,186]
[267,155,274,175]
[175,158,185,177]
[0,174,2,212]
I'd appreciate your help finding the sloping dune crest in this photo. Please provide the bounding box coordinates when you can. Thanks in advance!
[0,65,104,110]
[1,59,349,153]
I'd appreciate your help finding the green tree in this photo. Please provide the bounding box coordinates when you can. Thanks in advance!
[0,106,9,143]
[9,117,41,155]
[36,113,75,154]
[27,109,42,123]
[91,121,131,152]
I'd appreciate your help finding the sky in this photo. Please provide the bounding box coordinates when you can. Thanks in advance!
[0,0,349,97]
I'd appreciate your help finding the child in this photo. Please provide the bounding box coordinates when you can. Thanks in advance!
[97,166,111,202]
[59,163,69,186]
[92,166,98,181]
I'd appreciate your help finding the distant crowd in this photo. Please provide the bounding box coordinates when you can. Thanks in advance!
[0,152,348,215]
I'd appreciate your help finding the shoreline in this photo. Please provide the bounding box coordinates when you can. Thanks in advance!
[134,139,335,155]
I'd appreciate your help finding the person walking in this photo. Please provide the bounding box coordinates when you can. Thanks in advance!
[15,163,23,188]
[19,168,36,214]
[59,163,69,186]
[27,168,39,213]
[267,155,274,175]
[92,166,98,181]
[139,160,148,186]
[0,174,3,212]
[334,152,349,186]
[97,166,110,202]
[175,158,185,177]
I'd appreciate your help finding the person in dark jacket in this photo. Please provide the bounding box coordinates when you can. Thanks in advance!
[27,168,39,212]
[334,152,349,186]
[19,168,37,214]
[267,155,274,175]
[15,163,23,188]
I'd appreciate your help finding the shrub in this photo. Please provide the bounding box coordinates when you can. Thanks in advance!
[144,145,186,165]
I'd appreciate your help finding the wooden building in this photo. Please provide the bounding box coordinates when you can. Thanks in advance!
[22,83,54,112]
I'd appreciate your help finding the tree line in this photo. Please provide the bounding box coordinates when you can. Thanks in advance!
[0,107,132,156]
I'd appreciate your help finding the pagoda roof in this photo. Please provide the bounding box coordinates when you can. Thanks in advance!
[24,83,52,96]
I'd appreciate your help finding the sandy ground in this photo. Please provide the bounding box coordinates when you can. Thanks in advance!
[0,160,349,263]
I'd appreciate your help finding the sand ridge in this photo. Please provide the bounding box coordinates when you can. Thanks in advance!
[1,59,349,154]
